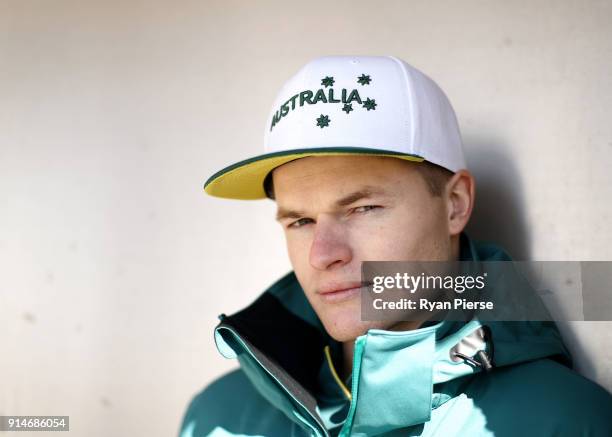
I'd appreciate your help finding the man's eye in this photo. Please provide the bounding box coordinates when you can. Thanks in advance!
[288,218,314,229]
[353,205,381,214]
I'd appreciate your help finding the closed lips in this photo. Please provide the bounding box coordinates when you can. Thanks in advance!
[317,282,363,294]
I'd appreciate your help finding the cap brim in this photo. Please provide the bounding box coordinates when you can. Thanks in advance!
[203,147,424,200]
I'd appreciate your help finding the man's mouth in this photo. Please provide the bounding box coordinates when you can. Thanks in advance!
[316,281,369,303]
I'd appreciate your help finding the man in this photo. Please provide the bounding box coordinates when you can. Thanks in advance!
[180,56,612,436]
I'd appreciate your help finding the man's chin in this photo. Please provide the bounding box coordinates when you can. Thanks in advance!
[321,318,386,343]
[311,296,391,341]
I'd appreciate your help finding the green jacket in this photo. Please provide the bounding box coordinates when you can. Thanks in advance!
[180,235,612,436]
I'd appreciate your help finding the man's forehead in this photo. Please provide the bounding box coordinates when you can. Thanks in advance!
[271,156,418,208]
[272,155,414,186]
[274,184,393,221]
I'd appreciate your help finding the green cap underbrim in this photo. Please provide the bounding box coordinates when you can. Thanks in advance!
[203,147,424,200]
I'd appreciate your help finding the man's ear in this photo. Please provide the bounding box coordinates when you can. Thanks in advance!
[445,170,475,236]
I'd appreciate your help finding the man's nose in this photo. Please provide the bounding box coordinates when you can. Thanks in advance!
[309,216,352,271]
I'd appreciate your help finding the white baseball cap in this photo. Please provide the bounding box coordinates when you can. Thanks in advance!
[204,55,466,200]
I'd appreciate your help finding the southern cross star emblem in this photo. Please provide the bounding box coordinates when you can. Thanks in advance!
[321,76,335,87]
[357,74,371,85]
[363,98,377,111]
[342,103,353,114]
[316,114,330,128]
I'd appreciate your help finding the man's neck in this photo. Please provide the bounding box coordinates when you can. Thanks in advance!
[342,340,355,381]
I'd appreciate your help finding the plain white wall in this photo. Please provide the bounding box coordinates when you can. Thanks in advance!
[1,1,611,436]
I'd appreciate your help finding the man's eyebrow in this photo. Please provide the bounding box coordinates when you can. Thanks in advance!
[275,186,388,221]
[334,186,387,207]
[275,207,306,222]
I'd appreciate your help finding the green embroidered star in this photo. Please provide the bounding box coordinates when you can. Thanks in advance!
[342,103,353,114]
[321,76,335,87]
[357,74,371,85]
[363,98,377,111]
[316,114,330,128]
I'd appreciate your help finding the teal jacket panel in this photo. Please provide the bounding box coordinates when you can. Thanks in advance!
[179,234,612,436]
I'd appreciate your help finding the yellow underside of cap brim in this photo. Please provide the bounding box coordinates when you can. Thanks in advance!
[204,148,424,200]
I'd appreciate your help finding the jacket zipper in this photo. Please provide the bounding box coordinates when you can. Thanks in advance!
[339,335,367,437]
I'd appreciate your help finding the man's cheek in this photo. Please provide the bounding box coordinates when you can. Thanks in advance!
[286,239,311,269]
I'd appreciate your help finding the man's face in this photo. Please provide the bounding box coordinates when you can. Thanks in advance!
[273,155,454,342]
